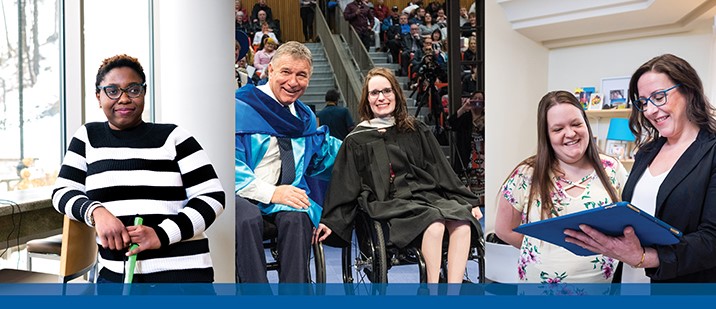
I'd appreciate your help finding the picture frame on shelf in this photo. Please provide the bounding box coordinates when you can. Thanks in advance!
[606,140,627,160]
[588,93,602,110]
[628,142,638,160]
[574,88,586,110]
[612,97,628,109]
[601,76,630,110]
[574,87,597,110]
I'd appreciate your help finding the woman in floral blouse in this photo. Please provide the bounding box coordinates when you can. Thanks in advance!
[495,90,628,284]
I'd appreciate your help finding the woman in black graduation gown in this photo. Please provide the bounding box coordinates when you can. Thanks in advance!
[315,67,483,284]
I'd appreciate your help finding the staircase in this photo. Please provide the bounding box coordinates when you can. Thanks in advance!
[301,41,450,159]
[301,42,341,110]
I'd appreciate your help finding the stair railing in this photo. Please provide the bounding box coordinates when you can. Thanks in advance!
[314,5,364,120]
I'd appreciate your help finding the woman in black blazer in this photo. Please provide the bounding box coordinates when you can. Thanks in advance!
[565,54,716,282]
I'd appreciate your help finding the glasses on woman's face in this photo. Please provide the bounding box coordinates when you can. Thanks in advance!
[369,87,394,98]
[634,84,680,112]
[97,83,146,100]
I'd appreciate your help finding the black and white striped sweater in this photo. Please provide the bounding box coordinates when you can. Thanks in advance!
[52,122,225,283]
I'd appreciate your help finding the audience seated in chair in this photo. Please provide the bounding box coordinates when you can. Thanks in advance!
[253,22,279,51]
[462,36,477,72]
[399,23,423,76]
[236,10,251,39]
[235,0,248,23]
[383,13,409,63]
[251,10,279,41]
[250,0,274,24]
[253,37,278,79]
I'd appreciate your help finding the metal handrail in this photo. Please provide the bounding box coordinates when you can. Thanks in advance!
[334,6,374,74]
[314,6,365,120]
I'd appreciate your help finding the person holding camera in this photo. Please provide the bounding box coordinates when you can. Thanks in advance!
[415,42,443,84]
[411,37,447,88]
[422,36,446,72]
[412,36,445,90]
[447,91,485,198]
[411,37,448,145]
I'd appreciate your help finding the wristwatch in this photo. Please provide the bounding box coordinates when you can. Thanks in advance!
[89,210,96,226]
[87,203,103,227]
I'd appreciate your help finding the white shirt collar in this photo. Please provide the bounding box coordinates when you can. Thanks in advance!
[257,83,296,116]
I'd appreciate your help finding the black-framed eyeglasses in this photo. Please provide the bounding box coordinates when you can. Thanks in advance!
[97,83,146,100]
[368,88,394,98]
[634,84,680,112]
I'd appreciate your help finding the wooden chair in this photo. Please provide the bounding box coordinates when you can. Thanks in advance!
[0,215,97,283]
[25,234,63,273]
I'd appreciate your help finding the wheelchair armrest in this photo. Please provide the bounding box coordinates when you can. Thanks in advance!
[485,232,509,245]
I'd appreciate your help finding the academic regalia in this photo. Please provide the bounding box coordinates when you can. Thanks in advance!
[321,117,482,248]
[234,84,341,227]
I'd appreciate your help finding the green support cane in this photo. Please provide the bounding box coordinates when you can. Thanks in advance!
[124,216,143,284]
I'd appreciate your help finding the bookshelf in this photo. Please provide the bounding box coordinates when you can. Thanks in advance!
[621,159,634,171]
[585,109,634,171]
[585,109,631,119]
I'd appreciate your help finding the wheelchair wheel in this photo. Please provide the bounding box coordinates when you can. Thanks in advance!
[463,235,486,283]
[311,242,326,295]
[266,237,326,286]
[435,231,486,284]
[341,212,387,294]
[311,241,326,283]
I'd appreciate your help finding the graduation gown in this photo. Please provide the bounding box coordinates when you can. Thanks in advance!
[321,119,482,248]
[235,85,341,227]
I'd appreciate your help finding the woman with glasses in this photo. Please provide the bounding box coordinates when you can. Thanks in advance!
[495,90,628,285]
[315,67,483,284]
[52,54,225,284]
[565,54,716,283]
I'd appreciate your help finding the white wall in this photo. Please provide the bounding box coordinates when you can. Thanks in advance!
[548,19,714,144]
[154,0,236,283]
[548,19,713,95]
[484,0,549,235]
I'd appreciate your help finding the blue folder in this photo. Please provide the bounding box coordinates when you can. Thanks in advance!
[513,201,682,256]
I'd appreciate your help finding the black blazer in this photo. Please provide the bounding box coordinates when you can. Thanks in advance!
[622,129,716,282]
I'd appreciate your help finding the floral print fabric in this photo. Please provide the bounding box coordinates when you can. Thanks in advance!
[502,155,628,283]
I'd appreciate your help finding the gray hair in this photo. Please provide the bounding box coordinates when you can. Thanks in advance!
[270,41,313,75]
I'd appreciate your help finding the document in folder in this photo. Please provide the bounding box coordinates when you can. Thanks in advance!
[513,201,682,256]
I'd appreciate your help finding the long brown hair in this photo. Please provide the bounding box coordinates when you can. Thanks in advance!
[628,54,716,149]
[506,90,620,220]
[358,67,416,132]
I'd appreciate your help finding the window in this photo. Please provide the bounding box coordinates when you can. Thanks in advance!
[0,0,153,194]
[82,0,152,124]
[0,0,62,192]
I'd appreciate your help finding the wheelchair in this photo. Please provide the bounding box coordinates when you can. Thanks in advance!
[341,208,486,294]
[262,216,326,284]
